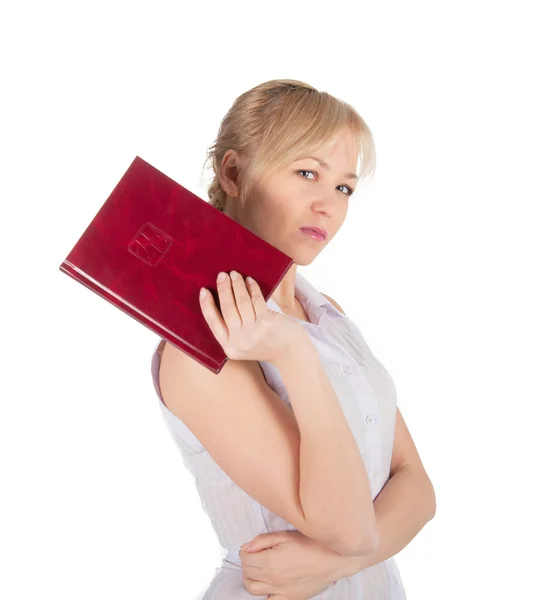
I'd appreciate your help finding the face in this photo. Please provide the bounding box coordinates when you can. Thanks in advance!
[220,128,359,266]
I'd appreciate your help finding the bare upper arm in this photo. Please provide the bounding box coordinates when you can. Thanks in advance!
[390,407,436,516]
[389,407,426,476]
[158,342,349,551]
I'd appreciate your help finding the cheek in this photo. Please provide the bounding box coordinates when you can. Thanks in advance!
[249,198,290,237]
[332,213,348,236]
[262,196,294,223]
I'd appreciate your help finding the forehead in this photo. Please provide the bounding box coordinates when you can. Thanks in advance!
[315,127,357,152]
[311,128,357,157]
[294,130,359,178]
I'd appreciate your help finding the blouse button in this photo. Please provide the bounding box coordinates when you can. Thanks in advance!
[342,363,352,374]
[366,415,373,425]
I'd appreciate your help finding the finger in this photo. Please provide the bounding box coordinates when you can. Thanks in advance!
[230,271,256,324]
[243,575,271,596]
[244,276,269,318]
[199,286,228,343]
[216,272,241,331]
[241,563,265,581]
[239,550,266,572]
[239,549,264,565]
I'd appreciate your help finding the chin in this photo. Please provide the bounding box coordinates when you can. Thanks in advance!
[279,239,324,266]
[298,255,317,266]
[290,249,321,267]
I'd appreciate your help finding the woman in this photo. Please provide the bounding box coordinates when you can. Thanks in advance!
[152,79,436,599]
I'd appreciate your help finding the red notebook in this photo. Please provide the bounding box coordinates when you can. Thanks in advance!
[59,156,294,374]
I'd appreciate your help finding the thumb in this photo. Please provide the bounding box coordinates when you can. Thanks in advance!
[240,531,289,552]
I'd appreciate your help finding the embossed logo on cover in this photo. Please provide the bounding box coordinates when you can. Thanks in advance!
[128,223,173,267]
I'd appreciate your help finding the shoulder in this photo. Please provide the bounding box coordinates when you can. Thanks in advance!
[159,338,269,393]
[320,292,345,315]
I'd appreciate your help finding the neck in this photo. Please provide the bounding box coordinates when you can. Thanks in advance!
[271,264,299,310]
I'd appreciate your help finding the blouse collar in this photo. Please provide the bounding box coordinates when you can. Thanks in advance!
[266,271,344,326]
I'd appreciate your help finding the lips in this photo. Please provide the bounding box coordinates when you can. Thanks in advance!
[300,226,327,240]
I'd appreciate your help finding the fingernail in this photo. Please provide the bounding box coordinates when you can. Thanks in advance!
[218,272,226,282]
[230,271,238,280]
[246,276,254,285]
[200,288,206,299]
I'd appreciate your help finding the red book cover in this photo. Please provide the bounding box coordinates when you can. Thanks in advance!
[59,156,294,374]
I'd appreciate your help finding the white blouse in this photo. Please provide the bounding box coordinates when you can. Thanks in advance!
[151,270,406,599]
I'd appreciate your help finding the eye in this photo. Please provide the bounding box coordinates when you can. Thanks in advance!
[296,170,355,196]
[340,183,355,196]
[298,169,315,180]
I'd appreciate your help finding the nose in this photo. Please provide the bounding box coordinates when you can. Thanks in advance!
[311,194,337,218]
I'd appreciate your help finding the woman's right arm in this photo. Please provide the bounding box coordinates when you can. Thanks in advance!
[159,335,378,558]
[272,336,379,557]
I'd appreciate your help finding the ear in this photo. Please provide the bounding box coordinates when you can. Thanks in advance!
[219,149,244,198]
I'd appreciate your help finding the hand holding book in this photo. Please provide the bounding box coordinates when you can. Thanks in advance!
[200,270,304,365]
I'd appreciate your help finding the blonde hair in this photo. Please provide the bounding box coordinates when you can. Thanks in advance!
[202,79,376,213]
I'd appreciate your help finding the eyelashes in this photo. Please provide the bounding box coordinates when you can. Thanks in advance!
[296,170,355,196]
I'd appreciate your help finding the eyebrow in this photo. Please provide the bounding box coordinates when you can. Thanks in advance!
[299,156,359,181]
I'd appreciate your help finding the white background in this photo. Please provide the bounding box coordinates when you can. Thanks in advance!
[2,1,559,598]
